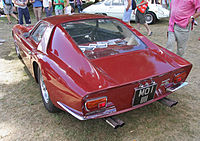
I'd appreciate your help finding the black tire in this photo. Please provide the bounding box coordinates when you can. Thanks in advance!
[15,44,22,59]
[95,13,107,16]
[38,67,60,113]
[145,11,156,24]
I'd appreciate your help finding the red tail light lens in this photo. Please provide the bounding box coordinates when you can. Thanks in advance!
[85,97,107,111]
[174,72,187,83]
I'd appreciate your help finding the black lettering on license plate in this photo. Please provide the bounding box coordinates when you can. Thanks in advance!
[132,84,157,106]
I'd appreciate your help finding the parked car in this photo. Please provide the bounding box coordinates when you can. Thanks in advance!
[83,0,169,24]
[12,14,192,128]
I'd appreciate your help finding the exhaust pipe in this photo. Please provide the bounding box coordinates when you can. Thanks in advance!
[103,117,125,129]
[158,97,178,107]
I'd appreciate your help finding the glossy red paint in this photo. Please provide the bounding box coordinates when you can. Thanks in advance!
[12,14,192,120]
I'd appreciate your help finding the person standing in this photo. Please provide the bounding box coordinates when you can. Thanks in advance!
[122,0,132,25]
[30,0,42,21]
[151,0,158,4]
[53,0,64,15]
[43,0,53,17]
[14,0,31,25]
[2,0,19,24]
[69,0,75,13]
[166,0,200,57]
[64,0,72,15]
[134,0,152,36]
[75,0,82,13]
[161,0,168,9]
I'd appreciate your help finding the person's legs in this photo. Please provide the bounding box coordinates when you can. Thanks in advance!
[34,7,42,21]
[144,23,152,36]
[166,31,176,53]
[136,11,151,35]
[23,7,31,25]
[60,9,63,15]
[11,13,18,21]
[8,5,18,22]
[122,9,132,25]
[45,7,48,17]
[135,10,141,29]
[174,24,191,57]
[55,9,59,15]
[18,8,24,25]
[37,7,42,21]
[33,7,38,21]
[6,14,12,24]
[45,7,53,17]
[57,9,63,15]
[77,4,82,13]
[3,5,12,23]
[70,3,75,13]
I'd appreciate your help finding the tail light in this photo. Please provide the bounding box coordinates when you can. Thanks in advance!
[85,97,107,112]
[173,71,187,84]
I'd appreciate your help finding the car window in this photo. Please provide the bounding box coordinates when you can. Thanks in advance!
[112,0,124,6]
[104,0,111,6]
[61,19,147,59]
[31,23,48,43]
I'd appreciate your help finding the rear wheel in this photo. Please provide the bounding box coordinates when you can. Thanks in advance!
[95,13,107,16]
[38,68,60,113]
[15,44,22,59]
[145,11,156,24]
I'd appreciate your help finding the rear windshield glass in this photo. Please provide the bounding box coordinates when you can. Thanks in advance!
[61,19,147,59]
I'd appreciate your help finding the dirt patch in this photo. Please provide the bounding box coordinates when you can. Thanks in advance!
[0,16,200,141]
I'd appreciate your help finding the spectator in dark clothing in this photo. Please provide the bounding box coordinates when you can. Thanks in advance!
[75,0,82,13]
[14,0,31,25]
[151,0,158,4]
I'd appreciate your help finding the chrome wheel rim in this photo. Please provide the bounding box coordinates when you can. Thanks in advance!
[15,45,20,56]
[40,73,49,103]
[145,14,153,24]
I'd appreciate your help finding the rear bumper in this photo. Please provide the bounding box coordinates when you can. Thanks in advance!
[57,82,188,120]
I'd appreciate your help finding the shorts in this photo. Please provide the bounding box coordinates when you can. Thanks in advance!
[3,4,13,15]
[65,6,71,15]
[55,9,63,15]
[122,9,132,23]
[135,10,146,24]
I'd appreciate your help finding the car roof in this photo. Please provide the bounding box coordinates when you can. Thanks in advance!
[42,14,113,25]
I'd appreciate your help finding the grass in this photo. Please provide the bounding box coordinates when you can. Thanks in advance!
[0,11,200,141]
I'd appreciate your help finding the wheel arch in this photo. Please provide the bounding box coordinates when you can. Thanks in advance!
[33,61,39,83]
[146,11,157,24]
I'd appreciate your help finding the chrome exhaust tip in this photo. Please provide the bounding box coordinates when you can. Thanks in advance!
[103,117,125,129]
[158,97,178,107]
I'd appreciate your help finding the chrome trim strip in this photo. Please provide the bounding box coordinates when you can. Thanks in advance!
[166,82,188,92]
[57,101,116,120]
[57,102,85,120]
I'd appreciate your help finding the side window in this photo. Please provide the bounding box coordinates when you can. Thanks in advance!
[112,0,124,5]
[31,23,48,43]
[104,0,111,6]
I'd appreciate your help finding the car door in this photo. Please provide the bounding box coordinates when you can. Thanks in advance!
[107,0,125,19]
[23,22,48,72]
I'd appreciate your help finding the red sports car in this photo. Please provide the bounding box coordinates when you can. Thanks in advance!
[12,14,192,128]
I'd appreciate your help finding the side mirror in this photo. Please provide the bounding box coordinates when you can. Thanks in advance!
[23,32,30,38]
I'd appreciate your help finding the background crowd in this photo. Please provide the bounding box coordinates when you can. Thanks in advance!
[1,0,200,58]
[1,0,83,25]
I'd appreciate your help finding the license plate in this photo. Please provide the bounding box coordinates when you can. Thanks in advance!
[132,83,157,106]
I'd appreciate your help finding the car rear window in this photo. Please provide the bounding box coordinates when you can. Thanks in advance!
[61,19,147,59]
